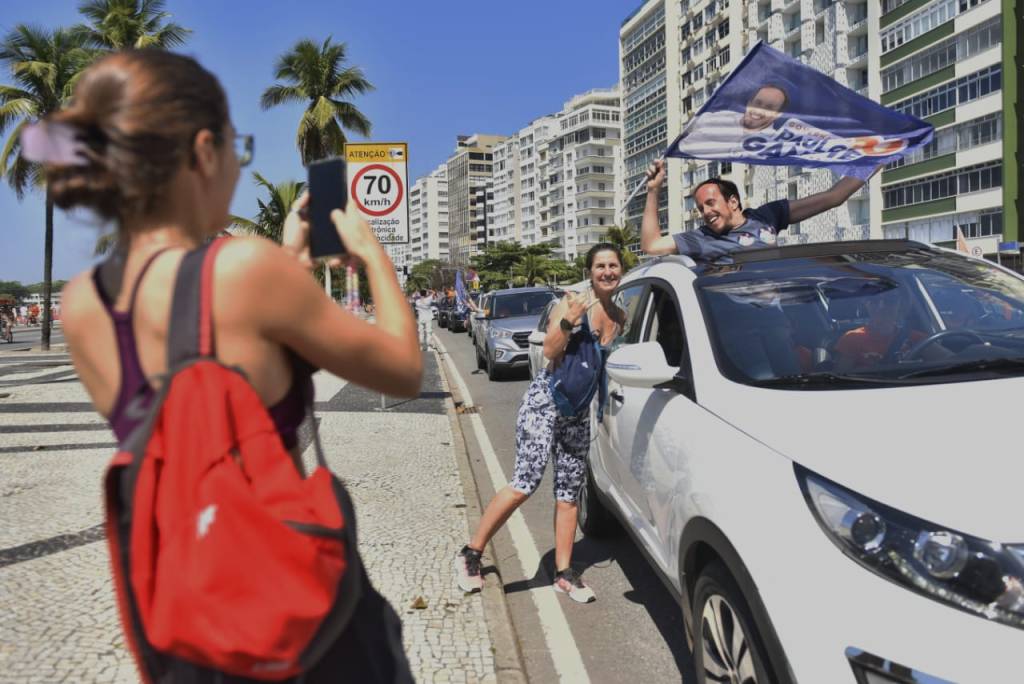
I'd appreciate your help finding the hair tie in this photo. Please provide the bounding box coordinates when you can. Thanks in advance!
[20,121,90,166]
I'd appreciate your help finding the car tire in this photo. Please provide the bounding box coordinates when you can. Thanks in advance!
[486,351,500,381]
[476,345,486,370]
[577,462,619,537]
[692,561,776,684]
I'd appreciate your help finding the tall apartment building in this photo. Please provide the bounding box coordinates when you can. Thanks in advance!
[538,88,624,261]
[408,164,449,267]
[490,116,559,247]
[619,0,880,245]
[447,133,505,265]
[875,0,1018,257]
[517,117,557,247]
[620,2,678,236]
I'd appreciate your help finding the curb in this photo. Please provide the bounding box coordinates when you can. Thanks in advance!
[433,340,528,684]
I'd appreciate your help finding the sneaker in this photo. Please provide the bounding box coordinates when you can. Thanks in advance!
[553,568,596,603]
[455,545,483,593]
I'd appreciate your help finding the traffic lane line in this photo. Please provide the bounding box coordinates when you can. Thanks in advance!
[432,333,591,683]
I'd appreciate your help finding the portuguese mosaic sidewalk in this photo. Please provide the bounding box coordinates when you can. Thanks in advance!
[0,344,499,683]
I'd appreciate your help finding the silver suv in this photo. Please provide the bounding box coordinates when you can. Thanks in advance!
[473,287,557,380]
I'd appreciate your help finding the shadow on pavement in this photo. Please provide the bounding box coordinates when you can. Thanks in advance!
[503,537,694,679]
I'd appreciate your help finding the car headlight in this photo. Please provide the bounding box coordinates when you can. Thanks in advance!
[489,327,512,339]
[796,464,1024,629]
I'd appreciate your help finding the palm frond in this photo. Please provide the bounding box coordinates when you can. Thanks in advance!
[331,65,373,98]
[329,100,371,138]
[259,84,306,110]
[93,231,119,256]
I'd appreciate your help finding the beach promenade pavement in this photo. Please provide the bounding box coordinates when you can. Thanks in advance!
[0,339,521,683]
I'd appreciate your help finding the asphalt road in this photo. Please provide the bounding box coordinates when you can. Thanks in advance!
[1,324,65,353]
[436,326,694,683]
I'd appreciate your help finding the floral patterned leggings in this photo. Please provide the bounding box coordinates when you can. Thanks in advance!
[510,370,590,503]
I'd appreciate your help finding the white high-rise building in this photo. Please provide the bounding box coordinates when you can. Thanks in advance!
[517,117,557,247]
[409,164,449,267]
[542,88,624,261]
[488,89,623,262]
[619,0,879,246]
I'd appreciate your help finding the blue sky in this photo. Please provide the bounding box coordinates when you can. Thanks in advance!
[0,0,628,283]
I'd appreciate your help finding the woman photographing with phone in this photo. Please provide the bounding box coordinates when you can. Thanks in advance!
[455,243,626,604]
[35,50,419,681]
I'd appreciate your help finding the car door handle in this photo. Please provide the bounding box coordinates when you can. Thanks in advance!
[610,390,624,403]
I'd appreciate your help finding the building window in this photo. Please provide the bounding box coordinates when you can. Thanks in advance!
[881,17,1000,93]
[882,161,1002,209]
[892,64,1001,120]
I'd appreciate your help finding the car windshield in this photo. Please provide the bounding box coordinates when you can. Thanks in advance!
[695,248,1024,388]
[491,292,556,319]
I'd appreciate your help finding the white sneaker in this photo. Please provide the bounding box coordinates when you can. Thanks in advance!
[553,568,596,603]
[454,545,484,593]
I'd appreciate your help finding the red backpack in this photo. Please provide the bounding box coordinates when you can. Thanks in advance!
[104,240,363,681]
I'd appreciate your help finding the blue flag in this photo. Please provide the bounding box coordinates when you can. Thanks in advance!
[454,271,468,316]
[666,42,933,179]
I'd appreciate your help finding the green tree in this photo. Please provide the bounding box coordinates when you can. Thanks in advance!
[0,26,91,350]
[513,252,555,286]
[405,259,446,294]
[261,37,373,165]
[229,171,305,244]
[603,225,639,270]
[470,241,525,290]
[0,280,29,302]
[74,0,190,50]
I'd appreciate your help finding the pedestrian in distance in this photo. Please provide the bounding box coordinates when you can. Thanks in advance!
[455,243,627,603]
[641,159,879,263]
[44,49,419,682]
[415,288,435,350]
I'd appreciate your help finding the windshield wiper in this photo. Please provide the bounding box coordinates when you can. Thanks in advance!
[750,372,909,388]
[898,357,1024,380]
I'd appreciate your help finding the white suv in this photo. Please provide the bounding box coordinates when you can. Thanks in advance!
[581,241,1024,683]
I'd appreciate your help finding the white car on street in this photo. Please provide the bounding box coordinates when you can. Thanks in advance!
[581,240,1024,683]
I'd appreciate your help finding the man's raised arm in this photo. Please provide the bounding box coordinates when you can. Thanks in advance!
[640,160,678,256]
[788,165,881,223]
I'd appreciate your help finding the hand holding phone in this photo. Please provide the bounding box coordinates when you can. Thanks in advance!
[308,157,348,259]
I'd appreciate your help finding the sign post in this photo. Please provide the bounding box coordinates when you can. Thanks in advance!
[344,142,410,245]
[346,143,409,413]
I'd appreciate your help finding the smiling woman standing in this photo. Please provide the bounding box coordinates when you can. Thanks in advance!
[454,243,627,603]
[34,49,419,682]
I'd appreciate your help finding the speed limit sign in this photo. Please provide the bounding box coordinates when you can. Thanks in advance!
[344,142,409,244]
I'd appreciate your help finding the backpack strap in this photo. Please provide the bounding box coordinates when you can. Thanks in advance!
[167,238,229,366]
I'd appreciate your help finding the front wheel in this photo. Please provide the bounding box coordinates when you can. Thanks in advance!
[486,351,501,381]
[692,561,775,684]
[577,462,619,537]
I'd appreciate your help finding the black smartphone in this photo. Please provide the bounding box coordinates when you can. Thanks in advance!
[308,157,348,258]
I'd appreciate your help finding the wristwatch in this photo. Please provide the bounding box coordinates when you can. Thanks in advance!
[559,317,574,332]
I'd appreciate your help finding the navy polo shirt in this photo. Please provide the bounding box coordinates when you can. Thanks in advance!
[672,199,791,264]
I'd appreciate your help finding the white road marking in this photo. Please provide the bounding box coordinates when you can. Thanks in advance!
[433,334,590,683]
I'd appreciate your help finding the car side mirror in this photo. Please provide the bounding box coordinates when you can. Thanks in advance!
[474,313,485,320]
[527,330,545,346]
[606,342,680,388]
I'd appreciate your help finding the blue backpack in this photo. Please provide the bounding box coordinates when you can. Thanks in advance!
[548,314,604,417]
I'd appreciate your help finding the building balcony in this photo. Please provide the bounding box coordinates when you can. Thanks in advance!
[577,189,615,199]
[577,205,615,217]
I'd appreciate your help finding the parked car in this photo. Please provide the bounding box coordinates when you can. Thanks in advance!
[581,240,1024,684]
[468,292,493,343]
[527,297,561,379]
[436,296,451,329]
[474,287,558,380]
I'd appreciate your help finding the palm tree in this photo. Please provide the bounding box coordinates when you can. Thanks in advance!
[261,37,373,165]
[603,225,639,269]
[0,26,91,350]
[513,253,553,286]
[229,172,305,244]
[74,0,190,50]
